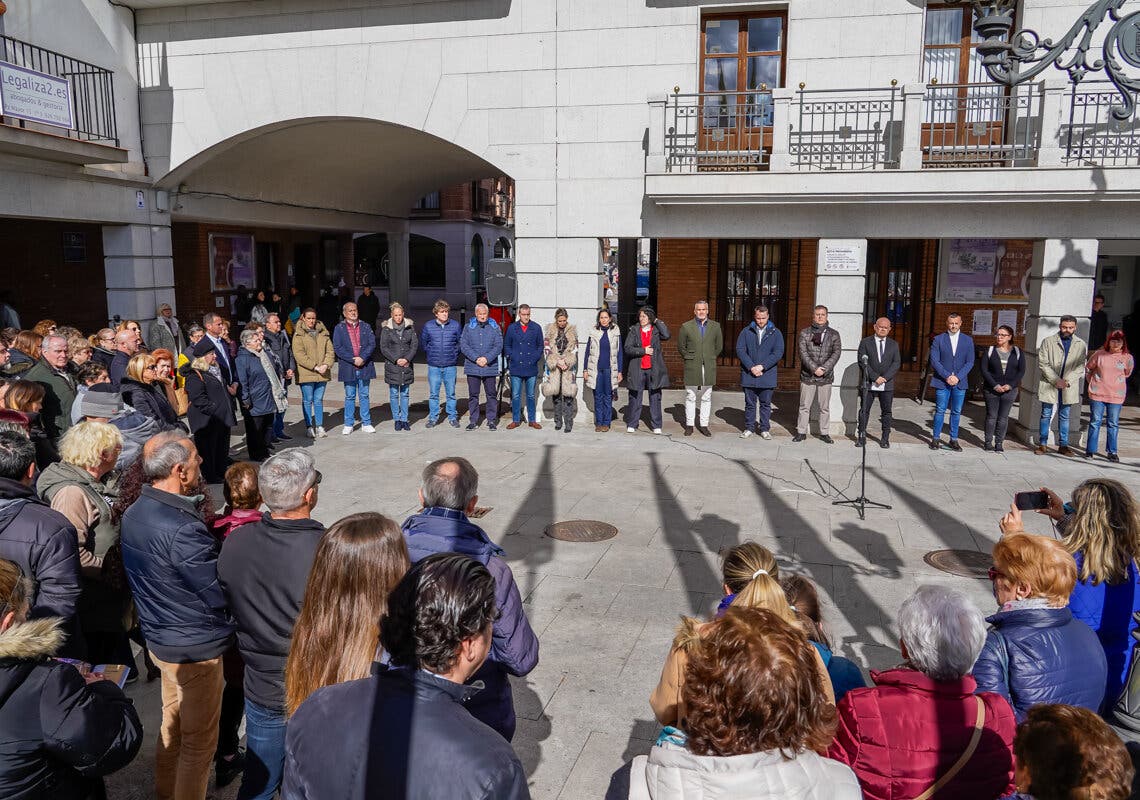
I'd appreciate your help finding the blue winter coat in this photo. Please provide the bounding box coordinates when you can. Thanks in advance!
[419,319,462,367]
[929,332,976,390]
[736,320,785,389]
[973,605,1106,721]
[503,321,544,378]
[810,641,867,704]
[1069,553,1140,707]
[235,348,277,417]
[331,321,377,382]
[401,507,539,741]
[461,319,503,378]
[120,486,234,664]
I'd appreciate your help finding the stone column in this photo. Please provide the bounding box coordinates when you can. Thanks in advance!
[1015,238,1098,446]
[814,239,868,436]
[387,229,411,310]
[102,223,174,328]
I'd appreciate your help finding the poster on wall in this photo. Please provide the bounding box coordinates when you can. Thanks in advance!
[997,308,1019,333]
[209,234,255,292]
[944,239,999,301]
[992,239,1033,300]
[972,309,994,336]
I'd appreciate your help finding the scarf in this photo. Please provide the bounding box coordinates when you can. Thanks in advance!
[256,348,288,413]
[640,327,652,369]
[555,326,568,354]
[1000,597,1056,613]
[811,323,827,347]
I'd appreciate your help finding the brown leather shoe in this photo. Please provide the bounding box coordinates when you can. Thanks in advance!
[600,425,610,432]
[528,422,542,430]
[506,422,521,430]
[1058,445,1073,456]
[1034,445,1047,455]
[595,425,603,432]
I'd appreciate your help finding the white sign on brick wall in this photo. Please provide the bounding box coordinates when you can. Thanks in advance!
[0,62,74,130]
[818,239,867,275]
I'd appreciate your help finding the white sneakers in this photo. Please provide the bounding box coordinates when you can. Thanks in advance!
[306,427,316,439]
[759,430,772,440]
[362,425,376,434]
[626,427,636,434]
[740,429,754,439]
[342,426,353,436]
[316,426,327,438]
[652,428,663,435]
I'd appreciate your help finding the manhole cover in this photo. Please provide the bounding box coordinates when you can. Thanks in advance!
[545,520,618,543]
[924,549,991,579]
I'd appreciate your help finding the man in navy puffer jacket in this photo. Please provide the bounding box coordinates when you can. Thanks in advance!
[973,532,1106,721]
[419,299,462,428]
[401,457,539,740]
[121,431,234,799]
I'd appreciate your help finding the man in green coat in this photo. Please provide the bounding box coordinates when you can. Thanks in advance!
[24,334,77,442]
[677,300,723,437]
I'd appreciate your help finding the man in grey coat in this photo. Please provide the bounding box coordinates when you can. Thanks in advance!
[148,303,187,356]
[1035,314,1088,456]
[795,305,841,444]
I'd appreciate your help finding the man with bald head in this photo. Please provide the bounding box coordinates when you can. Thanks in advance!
[108,328,141,389]
[855,317,901,448]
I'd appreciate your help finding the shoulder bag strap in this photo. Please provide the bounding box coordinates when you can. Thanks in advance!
[913,696,986,800]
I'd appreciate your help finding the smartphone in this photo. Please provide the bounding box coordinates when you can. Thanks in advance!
[1014,491,1050,511]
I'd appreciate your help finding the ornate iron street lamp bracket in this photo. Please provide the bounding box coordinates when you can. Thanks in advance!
[949,0,1140,118]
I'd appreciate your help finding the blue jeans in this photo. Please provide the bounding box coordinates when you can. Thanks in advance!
[427,365,457,420]
[593,371,614,426]
[299,382,326,428]
[1039,401,1071,446]
[237,699,287,800]
[342,379,372,426]
[1087,400,1121,454]
[389,384,410,423]
[932,386,967,441]
[510,375,537,423]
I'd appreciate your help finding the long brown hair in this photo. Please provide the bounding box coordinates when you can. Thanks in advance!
[3,381,45,412]
[12,331,41,361]
[1062,478,1140,585]
[284,513,410,716]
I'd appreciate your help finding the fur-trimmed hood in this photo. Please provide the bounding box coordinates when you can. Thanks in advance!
[381,316,414,330]
[0,618,64,661]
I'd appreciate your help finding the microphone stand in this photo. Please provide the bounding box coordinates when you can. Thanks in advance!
[833,355,892,521]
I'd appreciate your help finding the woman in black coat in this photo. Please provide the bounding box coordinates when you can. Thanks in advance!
[120,354,179,429]
[181,342,237,483]
[623,305,671,434]
[0,558,142,799]
[378,303,418,431]
[979,324,1027,452]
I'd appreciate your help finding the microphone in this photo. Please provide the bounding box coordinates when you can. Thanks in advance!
[860,353,869,368]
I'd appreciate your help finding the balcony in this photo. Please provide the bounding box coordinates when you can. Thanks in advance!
[0,34,125,165]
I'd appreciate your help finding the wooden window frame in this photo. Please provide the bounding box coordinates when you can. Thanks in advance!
[717,239,791,362]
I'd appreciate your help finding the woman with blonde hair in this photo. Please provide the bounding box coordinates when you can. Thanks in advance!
[115,319,145,350]
[67,335,93,370]
[120,352,179,428]
[36,422,132,671]
[284,512,410,716]
[650,541,833,729]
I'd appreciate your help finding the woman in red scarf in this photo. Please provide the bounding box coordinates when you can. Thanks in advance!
[623,306,671,434]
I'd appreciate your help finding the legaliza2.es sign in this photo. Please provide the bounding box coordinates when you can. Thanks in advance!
[0,61,73,130]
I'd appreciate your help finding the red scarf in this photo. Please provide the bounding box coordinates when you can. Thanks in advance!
[640,327,652,369]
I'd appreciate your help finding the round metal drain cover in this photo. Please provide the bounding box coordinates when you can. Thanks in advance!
[924,549,991,579]
[545,520,618,543]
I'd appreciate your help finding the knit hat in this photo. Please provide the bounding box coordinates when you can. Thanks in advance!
[80,383,123,418]
[191,338,217,358]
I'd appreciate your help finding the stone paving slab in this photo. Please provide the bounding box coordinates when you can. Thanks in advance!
[107,380,1137,799]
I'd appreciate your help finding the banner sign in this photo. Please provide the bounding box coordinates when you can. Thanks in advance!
[941,238,1032,303]
[209,234,255,292]
[0,62,74,129]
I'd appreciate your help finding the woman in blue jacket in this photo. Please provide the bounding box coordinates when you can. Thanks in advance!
[235,329,284,461]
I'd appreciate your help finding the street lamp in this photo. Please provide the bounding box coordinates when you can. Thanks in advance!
[949,0,1140,118]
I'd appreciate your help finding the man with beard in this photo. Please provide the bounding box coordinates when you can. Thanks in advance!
[1035,315,1087,456]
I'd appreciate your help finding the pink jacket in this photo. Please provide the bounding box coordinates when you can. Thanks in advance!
[210,508,263,539]
[1086,350,1134,405]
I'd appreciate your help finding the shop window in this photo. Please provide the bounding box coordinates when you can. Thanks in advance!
[700,12,786,129]
[470,235,484,287]
[719,240,789,359]
[410,234,446,288]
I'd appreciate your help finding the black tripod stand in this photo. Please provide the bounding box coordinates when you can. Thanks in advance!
[833,356,892,520]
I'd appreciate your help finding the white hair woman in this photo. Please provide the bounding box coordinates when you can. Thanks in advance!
[828,585,1017,800]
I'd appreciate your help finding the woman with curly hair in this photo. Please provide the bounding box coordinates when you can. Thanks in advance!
[1012,704,1133,800]
[650,541,833,729]
[631,607,859,799]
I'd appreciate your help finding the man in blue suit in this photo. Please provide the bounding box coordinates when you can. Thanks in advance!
[736,305,784,439]
[928,312,975,451]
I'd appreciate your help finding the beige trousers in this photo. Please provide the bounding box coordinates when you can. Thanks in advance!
[152,654,224,800]
[797,382,832,435]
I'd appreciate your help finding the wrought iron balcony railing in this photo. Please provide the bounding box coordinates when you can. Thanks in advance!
[0,34,119,146]
[790,86,903,171]
[1062,81,1140,167]
[921,81,1042,168]
[664,91,773,173]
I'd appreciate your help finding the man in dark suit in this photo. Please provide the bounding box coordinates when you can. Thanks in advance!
[856,317,901,449]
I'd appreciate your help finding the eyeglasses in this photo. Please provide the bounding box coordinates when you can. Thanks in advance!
[987,566,1006,582]
[311,470,322,489]
[143,365,157,372]
[99,336,115,342]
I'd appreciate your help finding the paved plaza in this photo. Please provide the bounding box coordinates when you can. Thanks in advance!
[108,382,1137,799]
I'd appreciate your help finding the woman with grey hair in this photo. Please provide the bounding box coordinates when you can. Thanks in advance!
[827,585,1017,800]
[235,328,284,461]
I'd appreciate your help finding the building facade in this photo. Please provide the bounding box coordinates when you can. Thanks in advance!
[2,0,1138,437]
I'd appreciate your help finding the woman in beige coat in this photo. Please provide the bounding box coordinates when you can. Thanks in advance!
[291,308,334,438]
[543,308,578,433]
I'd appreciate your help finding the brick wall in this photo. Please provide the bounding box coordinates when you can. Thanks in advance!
[0,219,107,334]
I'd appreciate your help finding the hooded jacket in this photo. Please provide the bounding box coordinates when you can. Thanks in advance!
[629,742,861,800]
[291,322,334,385]
[0,618,143,800]
[973,605,1106,721]
[378,317,418,386]
[281,667,530,800]
[827,668,1016,800]
[401,508,539,740]
[461,318,504,378]
[0,478,80,633]
[120,486,234,664]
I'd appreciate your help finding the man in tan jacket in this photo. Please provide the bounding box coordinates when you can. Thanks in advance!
[1035,315,1087,456]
